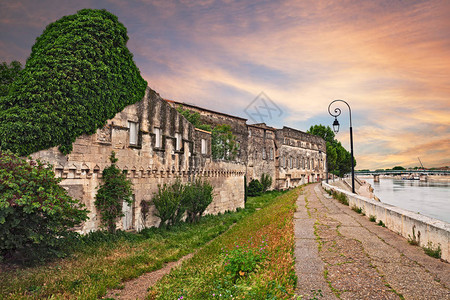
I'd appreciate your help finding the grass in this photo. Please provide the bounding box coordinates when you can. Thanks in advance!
[0,190,287,299]
[331,191,349,206]
[351,205,363,214]
[423,242,442,259]
[147,187,302,299]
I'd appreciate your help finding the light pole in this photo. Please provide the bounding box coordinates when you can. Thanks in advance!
[328,99,355,194]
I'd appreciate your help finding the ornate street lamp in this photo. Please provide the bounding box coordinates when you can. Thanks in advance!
[328,99,355,193]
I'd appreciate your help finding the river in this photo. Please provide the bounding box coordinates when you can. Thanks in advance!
[363,178,450,223]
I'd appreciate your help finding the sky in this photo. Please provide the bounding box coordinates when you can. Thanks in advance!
[1,0,449,170]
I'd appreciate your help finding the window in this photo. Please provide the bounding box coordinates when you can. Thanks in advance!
[128,121,139,145]
[153,127,161,148]
[270,148,274,160]
[175,133,182,151]
[307,158,310,170]
[201,138,207,154]
[312,159,315,169]
[289,157,293,168]
[262,148,266,160]
[249,129,252,137]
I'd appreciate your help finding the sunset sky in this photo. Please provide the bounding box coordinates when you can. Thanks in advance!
[1,0,449,170]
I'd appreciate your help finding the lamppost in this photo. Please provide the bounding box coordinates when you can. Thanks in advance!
[328,99,355,194]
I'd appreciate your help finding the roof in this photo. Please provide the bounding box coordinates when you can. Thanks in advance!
[165,99,248,121]
[248,123,277,131]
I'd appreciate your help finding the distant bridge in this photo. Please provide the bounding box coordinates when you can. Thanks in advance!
[355,170,450,176]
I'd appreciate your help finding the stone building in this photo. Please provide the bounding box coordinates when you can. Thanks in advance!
[29,89,325,233]
[30,88,246,233]
[166,101,327,190]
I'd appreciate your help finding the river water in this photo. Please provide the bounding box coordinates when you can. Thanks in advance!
[363,178,450,223]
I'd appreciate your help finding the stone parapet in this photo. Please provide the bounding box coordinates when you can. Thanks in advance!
[322,182,450,262]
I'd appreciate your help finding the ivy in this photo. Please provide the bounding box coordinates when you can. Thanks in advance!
[94,151,133,233]
[0,9,147,156]
[211,124,238,160]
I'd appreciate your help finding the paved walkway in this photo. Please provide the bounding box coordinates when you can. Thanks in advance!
[294,183,450,300]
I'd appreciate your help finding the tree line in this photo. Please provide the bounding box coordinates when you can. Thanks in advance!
[307,124,356,177]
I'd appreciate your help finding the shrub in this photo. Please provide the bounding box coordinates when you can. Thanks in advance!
[222,241,268,282]
[260,173,272,192]
[94,152,133,233]
[0,9,147,155]
[184,178,214,223]
[369,215,376,222]
[0,150,88,262]
[152,179,184,228]
[247,179,263,197]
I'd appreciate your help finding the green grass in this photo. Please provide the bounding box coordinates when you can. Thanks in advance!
[0,190,287,299]
[423,242,442,259]
[332,191,349,206]
[147,187,302,299]
[351,205,363,214]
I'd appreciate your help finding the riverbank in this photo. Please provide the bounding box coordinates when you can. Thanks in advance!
[295,184,450,299]
[322,181,450,262]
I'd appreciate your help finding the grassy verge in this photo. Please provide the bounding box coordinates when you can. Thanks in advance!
[0,190,286,299]
[147,187,301,299]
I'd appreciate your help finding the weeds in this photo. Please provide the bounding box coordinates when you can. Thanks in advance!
[423,242,441,259]
[351,205,363,214]
[0,191,287,299]
[407,225,420,246]
[332,191,349,206]
[369,215,376,222]
[148,188,301,299]
[377,220,386,227]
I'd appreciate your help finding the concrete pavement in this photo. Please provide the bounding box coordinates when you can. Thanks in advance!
[294,183,450,299]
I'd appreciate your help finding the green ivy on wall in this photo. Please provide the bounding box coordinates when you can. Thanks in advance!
[0,9,147,155]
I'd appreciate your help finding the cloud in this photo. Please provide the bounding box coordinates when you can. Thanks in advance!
[1,0,449,169]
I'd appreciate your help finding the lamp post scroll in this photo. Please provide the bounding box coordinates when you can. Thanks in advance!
[328,99,355,194]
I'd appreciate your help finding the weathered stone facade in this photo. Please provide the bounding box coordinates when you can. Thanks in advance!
[167,101,327,190]
[30,88,246,233]
[29,90,326,233]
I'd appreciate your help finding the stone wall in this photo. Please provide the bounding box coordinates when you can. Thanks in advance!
[30,88,245,233]
[275,127,327,189]
[247,124,277,189]
[166,100,249,164]
[322,182,450,262]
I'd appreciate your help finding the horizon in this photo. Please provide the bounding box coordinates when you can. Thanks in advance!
[1,0,449,170]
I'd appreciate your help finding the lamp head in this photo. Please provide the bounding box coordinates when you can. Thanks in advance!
[332,117,340,133]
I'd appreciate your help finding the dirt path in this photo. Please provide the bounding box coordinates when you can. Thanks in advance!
[294,183,450,299]
[104,253,194,300]
[103,222,236,299]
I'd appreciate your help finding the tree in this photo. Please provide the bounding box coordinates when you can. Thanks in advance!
[392,166,405,170]
[0,61,22,97]
[0,9,147,156]
[184,178,214,223]
[176,105,211,131]
[308,124,356,177]
[94,152,133,233]
[260,173,272,192]
[247,179,263,196]
[211,124,239,160]
[0,150,88,262]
